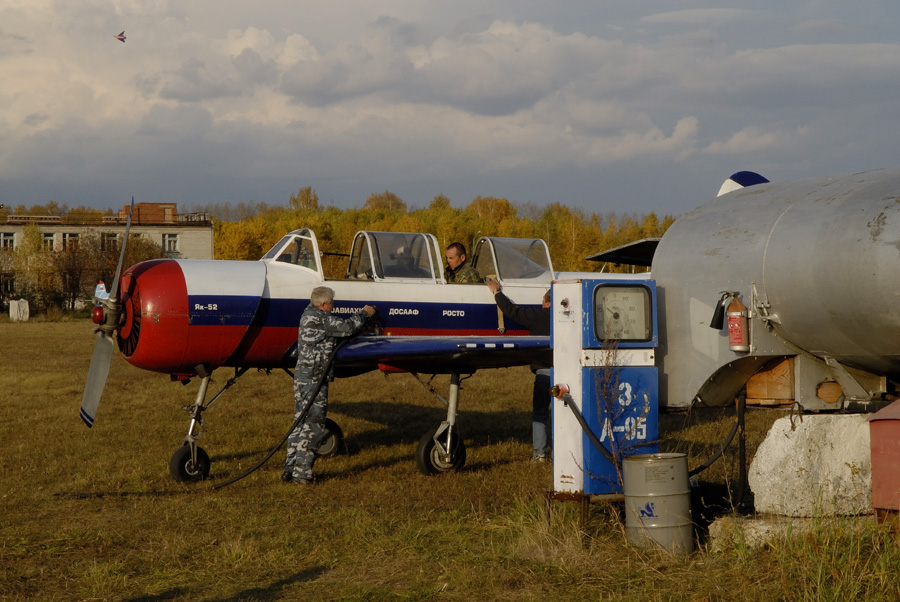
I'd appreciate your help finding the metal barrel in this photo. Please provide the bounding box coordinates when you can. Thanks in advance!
[623,453,693,554]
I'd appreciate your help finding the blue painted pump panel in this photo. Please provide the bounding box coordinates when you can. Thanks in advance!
[580,365,658,495]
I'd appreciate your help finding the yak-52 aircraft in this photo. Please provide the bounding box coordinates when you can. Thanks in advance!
[82,225,556,481]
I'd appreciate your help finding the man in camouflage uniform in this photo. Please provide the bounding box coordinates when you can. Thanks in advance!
[283,286,375,485]
[444,242,482,284]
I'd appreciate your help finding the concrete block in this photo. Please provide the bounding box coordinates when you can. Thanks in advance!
[748,414,871,517]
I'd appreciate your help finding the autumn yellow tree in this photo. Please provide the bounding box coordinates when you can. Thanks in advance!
[364,191,406,212]
[211,187,676,275]
[289,186,321,211]
[215,217,282,261]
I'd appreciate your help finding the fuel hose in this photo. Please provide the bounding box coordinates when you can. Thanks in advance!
[212,334,356,490]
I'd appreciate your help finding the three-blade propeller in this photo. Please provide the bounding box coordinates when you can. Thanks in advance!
[79,198,135,427]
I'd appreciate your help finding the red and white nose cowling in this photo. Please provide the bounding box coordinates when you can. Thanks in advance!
[117,259,190,372]
[117,258,268,375]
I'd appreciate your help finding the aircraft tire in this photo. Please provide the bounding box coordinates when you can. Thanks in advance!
[317,418,346,458]
[416,426,466,475]
[169,444,211,482]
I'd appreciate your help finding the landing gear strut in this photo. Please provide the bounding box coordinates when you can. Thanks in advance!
[168,365,347,482]
[169,365,247,482]
[414,372,468,475]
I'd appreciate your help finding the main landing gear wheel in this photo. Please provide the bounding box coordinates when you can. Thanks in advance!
[416,424,466,475]
[169,445,211,482]
[317,418,346,458]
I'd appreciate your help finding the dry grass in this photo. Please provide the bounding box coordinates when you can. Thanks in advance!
[2,320,899,601]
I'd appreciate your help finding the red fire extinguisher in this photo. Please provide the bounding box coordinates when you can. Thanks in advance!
[726,296,750,352]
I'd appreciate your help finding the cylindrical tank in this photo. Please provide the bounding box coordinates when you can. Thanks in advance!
[758,173,900,372]
[653,167,900,407]
[623,453,693,554]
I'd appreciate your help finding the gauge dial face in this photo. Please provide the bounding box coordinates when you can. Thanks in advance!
[594,285,651,341]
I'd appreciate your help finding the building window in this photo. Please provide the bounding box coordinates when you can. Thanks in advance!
[163,233,179,253]
[101,232,118,252]
[0,273,13,297]
[62,232,79,249]
[43,233,55,249]
[0,233,13,249]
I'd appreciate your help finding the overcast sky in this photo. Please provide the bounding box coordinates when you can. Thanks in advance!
[2,1,900,216]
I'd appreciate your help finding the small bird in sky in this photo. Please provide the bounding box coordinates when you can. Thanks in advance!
[114,31,126,43]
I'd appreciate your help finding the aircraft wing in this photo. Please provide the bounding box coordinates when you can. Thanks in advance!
[335,335,550,375]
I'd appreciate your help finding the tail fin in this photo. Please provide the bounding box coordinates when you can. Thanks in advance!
[717,171,769,197]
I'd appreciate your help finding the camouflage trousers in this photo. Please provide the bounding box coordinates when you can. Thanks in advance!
[284,376,329,481]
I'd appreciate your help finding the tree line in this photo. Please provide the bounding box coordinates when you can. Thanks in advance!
[213,188,673,277]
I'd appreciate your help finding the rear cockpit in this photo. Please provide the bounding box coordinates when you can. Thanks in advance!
[472,237,553,284]
[346,231,442,282]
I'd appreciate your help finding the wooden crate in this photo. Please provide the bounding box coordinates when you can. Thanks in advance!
[746,357,794,405]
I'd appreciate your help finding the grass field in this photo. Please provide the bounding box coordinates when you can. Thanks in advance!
[2,320,899,601]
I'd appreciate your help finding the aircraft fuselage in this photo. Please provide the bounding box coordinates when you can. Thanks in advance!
[116,232,554,376]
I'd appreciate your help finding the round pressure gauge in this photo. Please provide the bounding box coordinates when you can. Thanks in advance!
[593,285,651,341]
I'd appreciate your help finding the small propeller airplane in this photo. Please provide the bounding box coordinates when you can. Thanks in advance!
[82,203,558,481]
[114,31,126,43]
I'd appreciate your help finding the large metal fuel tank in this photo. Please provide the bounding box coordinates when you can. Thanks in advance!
[653,167,900,408]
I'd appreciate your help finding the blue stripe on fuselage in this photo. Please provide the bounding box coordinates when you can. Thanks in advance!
[186,295,532,332]
[188,295,265,326]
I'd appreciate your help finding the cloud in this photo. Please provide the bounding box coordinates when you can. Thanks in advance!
[704,125,807,155]
[4,2,900,215]
[642,8,760,27]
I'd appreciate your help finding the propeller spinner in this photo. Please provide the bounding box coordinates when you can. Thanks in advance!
[79,198,135,427]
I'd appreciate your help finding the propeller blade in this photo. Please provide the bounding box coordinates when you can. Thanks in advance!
[108,197,135,299]
[80,331,115,428]
[80,197,134,428]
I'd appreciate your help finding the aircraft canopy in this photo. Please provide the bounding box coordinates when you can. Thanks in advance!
[473,237,553,283]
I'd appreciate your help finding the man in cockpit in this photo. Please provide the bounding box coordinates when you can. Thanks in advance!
[444,242,482,284]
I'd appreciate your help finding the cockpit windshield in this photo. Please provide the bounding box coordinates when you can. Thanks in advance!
[261,230,320,273]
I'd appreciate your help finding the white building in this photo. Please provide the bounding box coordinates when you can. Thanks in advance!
[0,203,214,302]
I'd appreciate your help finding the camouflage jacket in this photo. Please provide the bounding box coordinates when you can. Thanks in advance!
[296,305,368,380]
[444,261,482,284]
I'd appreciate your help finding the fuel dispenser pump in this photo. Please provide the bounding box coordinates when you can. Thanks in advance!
[551,278,659,496]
